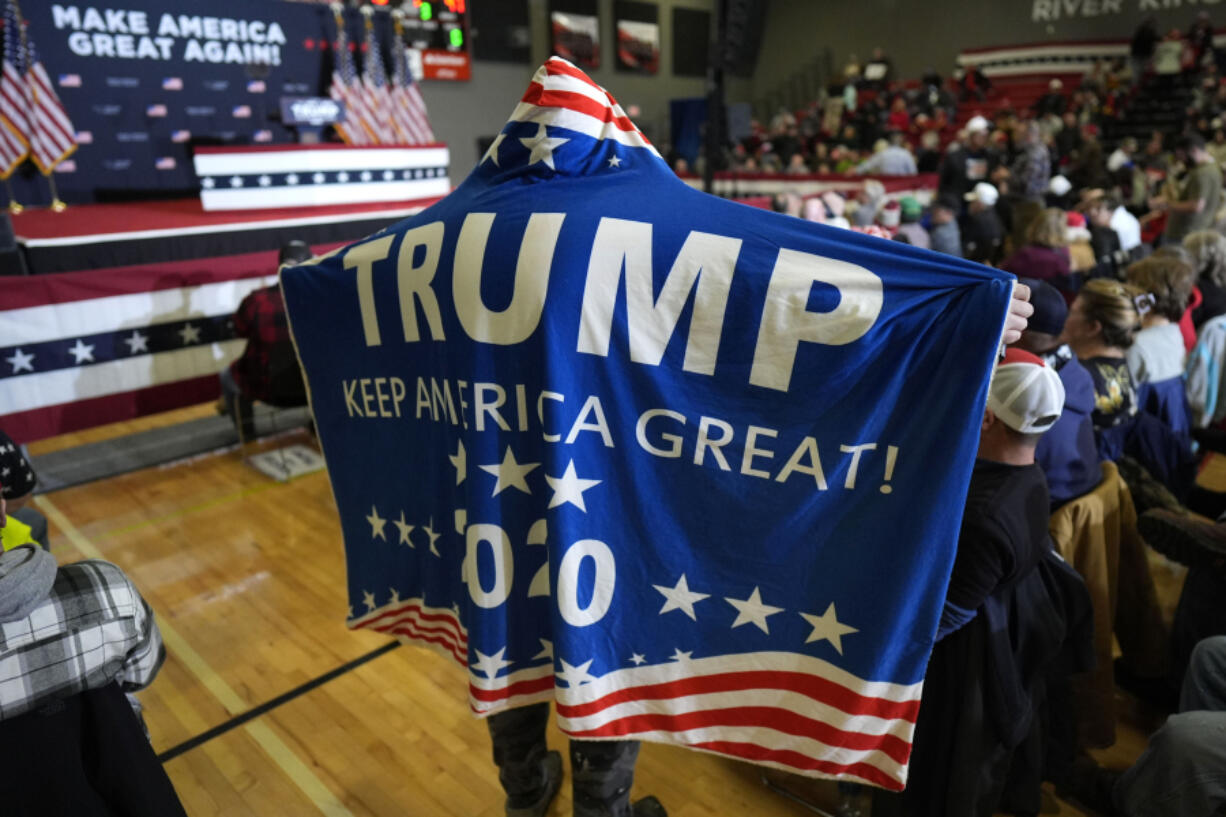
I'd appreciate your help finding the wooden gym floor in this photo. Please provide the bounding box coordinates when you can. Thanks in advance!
[27,405,1192,817]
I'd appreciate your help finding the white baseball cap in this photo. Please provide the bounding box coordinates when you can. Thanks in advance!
[964,181,999,206]
[966,115,991,134]
[988,348,1066,434]
[1049,175,1072,196]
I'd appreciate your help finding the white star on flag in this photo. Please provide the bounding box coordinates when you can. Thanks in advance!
[5,348,33,373]
[449,440,466,485]
[123,331,149,354]
[479,446,539,496]
[389,588,400,604]
[629,653,646,666]
[532,639,553,660]
[800,603,859,655]
[608,155,622,167]
[482,131,506,166]
[424,517,441,556]
[556,658,597,687]
[362,590,377,611]
[545,460,601,512]
[653,574,710,621]
[366,505,387,540]
[725,587,785,634]
[471,647,514,679]
[519,123,569,170]
[670,648,693,663]
[178,324,201,345]
[67,339,95,364]
[392,511,414,545]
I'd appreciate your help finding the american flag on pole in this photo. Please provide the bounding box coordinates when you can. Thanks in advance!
[390,11,435,145]
[281,58,1015,790]
[358,14,398,145]
[25,33,78,173]
[0,0,29,151]
[329,7,375,146]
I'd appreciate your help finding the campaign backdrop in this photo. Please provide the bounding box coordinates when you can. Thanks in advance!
[17,1,409,204]
[282,59,1015,789]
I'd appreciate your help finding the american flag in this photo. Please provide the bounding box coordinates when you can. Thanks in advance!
[0,0,28,155]
[329,11,375,146]
[0,103,24,178]
[390,12,434,145]
[25,27,76,172]
[283,57,1016,792]
[359,17,398,144]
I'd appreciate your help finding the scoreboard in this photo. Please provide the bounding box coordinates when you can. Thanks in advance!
[377,0,471,81]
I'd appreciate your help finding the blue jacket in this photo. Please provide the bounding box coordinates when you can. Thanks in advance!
[1036,349,1102,508]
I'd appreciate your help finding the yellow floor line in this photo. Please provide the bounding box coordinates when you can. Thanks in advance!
[97,478,289,540]
[34,494,355,817]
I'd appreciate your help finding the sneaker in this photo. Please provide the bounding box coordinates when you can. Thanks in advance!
[1138,509,1226,577]
[506,751,563,817]
[631,796,667,817]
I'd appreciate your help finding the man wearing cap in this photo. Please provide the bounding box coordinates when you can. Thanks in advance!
[1012,279,1102,508]
[939,115,1000,205]
[962,182,1005,265]
[896,196,930,249]
[875,348,1069,816]
[1154,132,1223,244]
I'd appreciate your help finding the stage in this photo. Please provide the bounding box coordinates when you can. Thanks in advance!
[12,196,443,275]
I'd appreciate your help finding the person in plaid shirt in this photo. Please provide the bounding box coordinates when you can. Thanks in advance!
[220,240,313,436]
[0,544,164,723]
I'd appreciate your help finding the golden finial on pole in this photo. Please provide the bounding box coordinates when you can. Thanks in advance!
[4,179,21,214]
[46,173,67,212]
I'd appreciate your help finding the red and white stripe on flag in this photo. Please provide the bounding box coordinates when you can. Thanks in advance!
[0,110,25,177]
[0,56,26,147]
[350,595,921,791]
[29,60,76,172]
[330,73,372,146]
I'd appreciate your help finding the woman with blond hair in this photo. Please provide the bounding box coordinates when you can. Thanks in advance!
[1002,207,1074,292]
[1061,278,1144,430]
[1184,230,1226,328]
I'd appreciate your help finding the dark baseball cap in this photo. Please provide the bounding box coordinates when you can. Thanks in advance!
[1018,277,1068,337]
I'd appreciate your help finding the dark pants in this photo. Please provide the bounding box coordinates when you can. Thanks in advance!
[487,703,641,817]
[219,367,256,438]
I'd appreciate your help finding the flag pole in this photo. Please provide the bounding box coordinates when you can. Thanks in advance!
[45,171,65,212]
[3,177,20,214]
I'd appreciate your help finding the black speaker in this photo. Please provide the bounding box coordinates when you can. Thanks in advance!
[721,0,768,78]
[0,213,27,276]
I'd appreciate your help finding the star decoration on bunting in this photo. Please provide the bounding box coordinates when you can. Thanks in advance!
[799,603,858,655]
[366,505,387,540]
[286,173,300,185]
[392,511,414,546]
[482,131,506,166]
[178,323,201,345]
[532,639,553,661]
[556,658,597,687]
[359,170,372,182]
[607,155,622,168]
[725,587,785,635]
[337,171,350,183]
[653,574,710,621]
[629,653,646,666]
[519,123,569,170]
[449,440,466,485]
[381,169,394,181]
[6,348,34,374]
[229,175,243,188]
[258,174,272,187]
[123,331,149,354]
[312,172,326,184]
[479,446,539,496]
[423,517,441,557]
[67,339,95,364]
[472,647,513,679]
[362,590,376,611]
[545,460,601,512]
[201,177,215,189]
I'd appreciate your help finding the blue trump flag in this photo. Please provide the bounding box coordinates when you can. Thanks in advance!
[281,58,1014,790]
